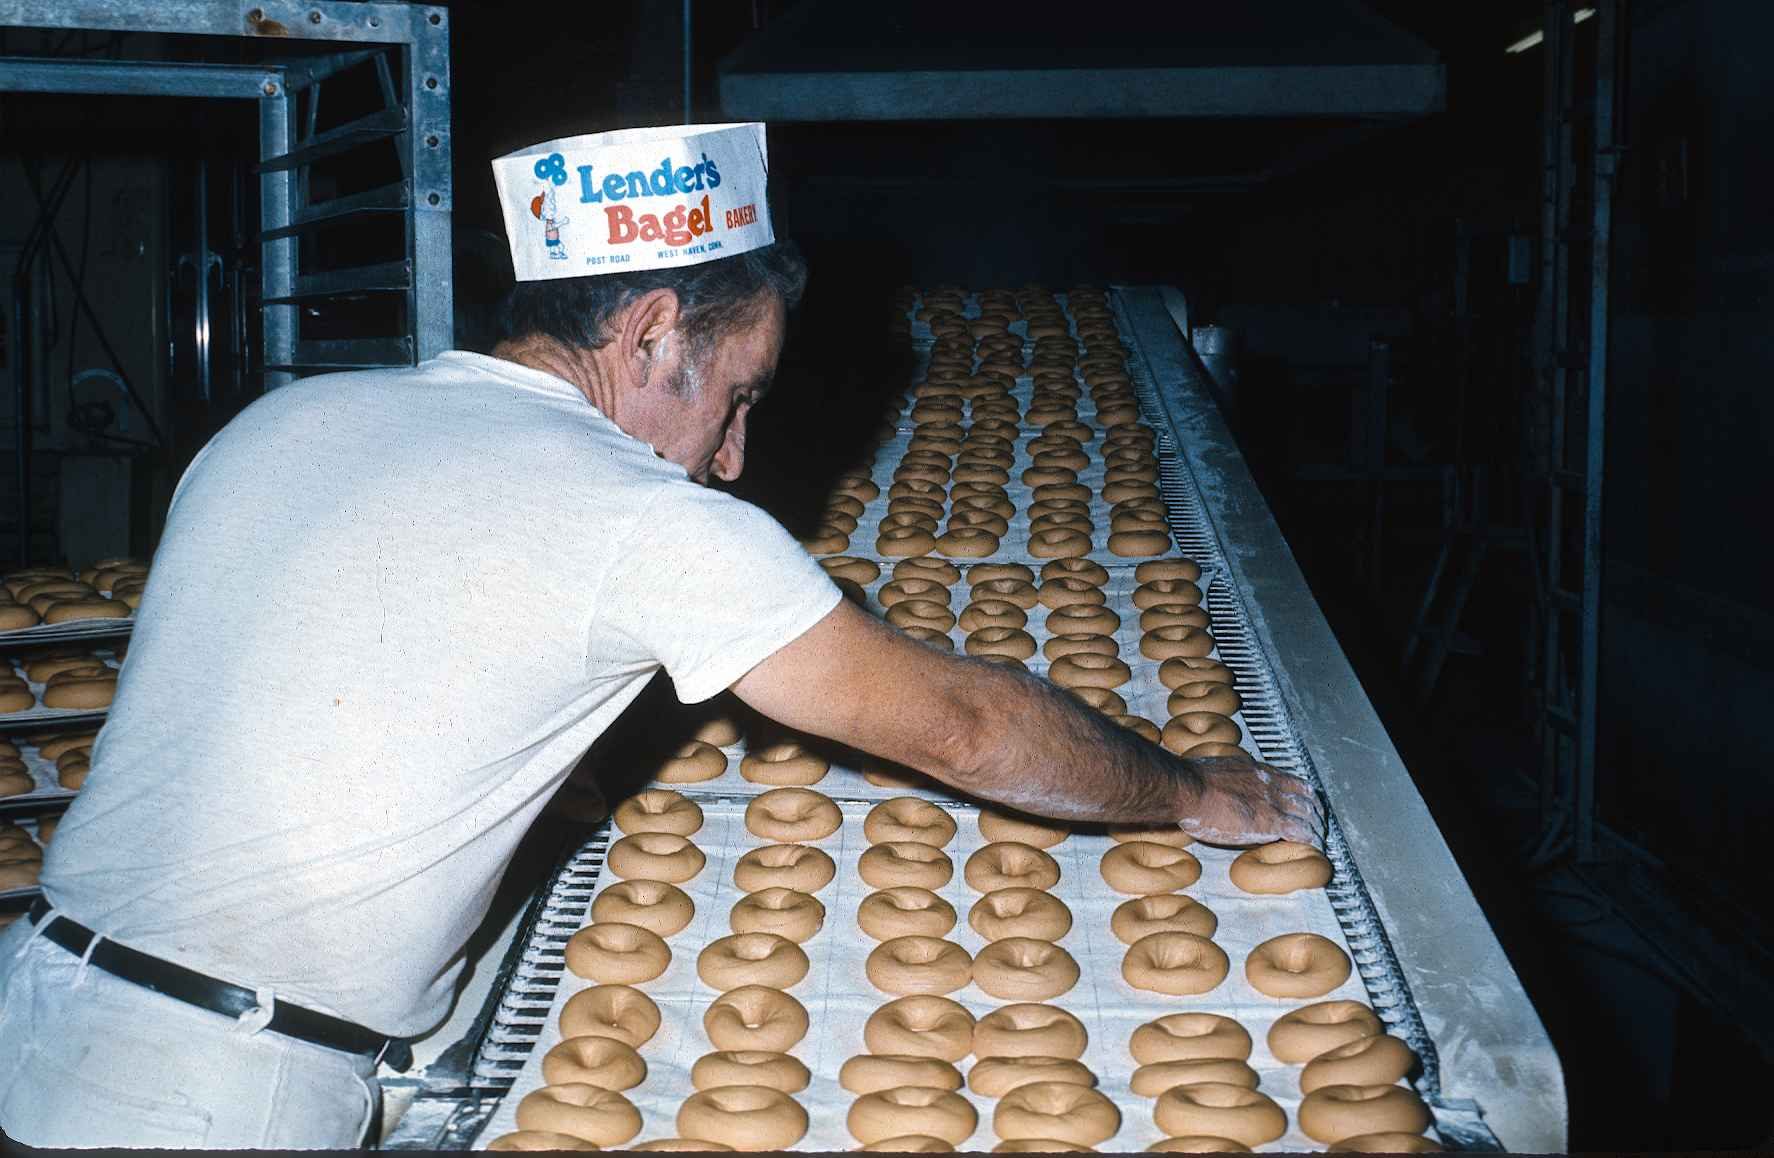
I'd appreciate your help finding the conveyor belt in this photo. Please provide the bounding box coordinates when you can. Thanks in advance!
[442,286,1557,1152]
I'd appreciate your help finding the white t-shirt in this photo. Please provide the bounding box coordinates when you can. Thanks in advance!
[40,351,841,1037]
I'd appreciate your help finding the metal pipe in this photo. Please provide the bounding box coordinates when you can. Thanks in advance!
[1576,0,1622,863]
[683,0,693,123]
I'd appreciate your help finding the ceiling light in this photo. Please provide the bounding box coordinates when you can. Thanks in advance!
[1506,7,1596,54]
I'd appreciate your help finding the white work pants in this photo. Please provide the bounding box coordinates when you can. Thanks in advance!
[0,917,380,1148]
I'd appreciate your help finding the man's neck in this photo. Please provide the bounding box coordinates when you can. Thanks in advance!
[490,335,623,420]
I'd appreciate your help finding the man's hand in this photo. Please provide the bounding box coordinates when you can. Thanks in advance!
[734,598,1329,840]
[1177,756,1325,849]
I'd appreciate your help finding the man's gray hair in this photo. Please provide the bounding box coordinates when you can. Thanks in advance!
[499,241,807,365]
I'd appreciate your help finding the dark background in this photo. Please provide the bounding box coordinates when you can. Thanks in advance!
[3,1,1771,1149]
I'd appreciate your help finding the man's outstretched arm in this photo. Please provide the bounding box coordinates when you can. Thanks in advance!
[732,599,1321,845]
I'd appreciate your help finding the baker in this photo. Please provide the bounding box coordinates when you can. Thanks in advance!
[0,123,1321,1148]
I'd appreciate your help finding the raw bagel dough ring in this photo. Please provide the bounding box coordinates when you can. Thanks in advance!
[1109,529,1172,557]
[860,1137,954,1153]
[1038,577,1108,610]
[1121,932,1231,996]
[994,1083,1120,1147]
[1043,633,1119,663]
[879,578,952,608]
[964,842,1061,891]
[697,932,810,990]
[972,1002,1089,1059]
[515,1084,643,1147]
[821,555,881,585]
[655,741,728,784]
[936,528,1000,558]
[1229,841,1334,894]
[849,1087,978,1146]
[693,710,744,748]
[1301,1034,1418,1094]
[1245,932,1353,998]
[966,627,1038,659]
[972,938,1080,1001]
[839,1054,964,1095]
[1166,682,1242,718]
[970,562,1036,585]
[1048,653,1132,690]
[977,811,1070,848]
[1029,528,1092,559]
[1152,1085,1287,1149]
[744,787,842,842]
[959,599,1027,631]
[565,923,671,985]
[485,1130,600,1151]
[543,1036,648,1091]
[1160,713,1242,756]
[1106,824,1196,848]
[866,936,973,995]
[1099,841,1203,894]
[1134,579,1204,608]
[559,985,661,1047]
[969,1057,1095,1098]
[1141,626,1217,661]
[42,675,116,709]
[888,599,958,633]
[1298,1085,1433,1144]
[703,985,810,1051]
[677,1086,808,1152]
[994,1141,1094,1154]
[859,842,954,890]
[1329,1133,1443,1153]
[591,880,696,937]
[1130,1058,1260,1097]
[608,833,706,883]
[1137,558,1203,583]
[1158,657,1234,690]
[613,790,704,837]
[858,887,958,940]
[971,577,1040,609]
[1130,1013,1253,1064]
[879,527,939,557]
[1110,894,1219,944]
[1145,1140,1250,1154]
[1041,558,1110,586]
[968,888,1073,941]
[1268,1001,1385,1063]
[864,995,975,1061]
[1142,604,1212,632]
[728,887,826,943]
[733,844,836,893]
[690,1050,811,1094]
[1047,604,1121,637]
[1186,742,1251,760]
[865,797,957,846]
[739,743,830,786]
[897,557,963,586]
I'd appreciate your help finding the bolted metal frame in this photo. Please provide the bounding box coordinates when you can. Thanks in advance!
[0,1,454,392]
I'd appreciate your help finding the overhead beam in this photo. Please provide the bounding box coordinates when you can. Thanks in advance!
[720,64,1445,122]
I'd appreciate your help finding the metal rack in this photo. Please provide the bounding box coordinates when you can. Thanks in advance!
[0,0,454,559]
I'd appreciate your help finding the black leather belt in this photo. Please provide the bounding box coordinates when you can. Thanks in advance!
[27,897,408,1068]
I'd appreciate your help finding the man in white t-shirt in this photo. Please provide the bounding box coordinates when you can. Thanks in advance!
[0,126,1320,1148]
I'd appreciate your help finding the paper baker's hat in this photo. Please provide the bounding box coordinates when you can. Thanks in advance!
[493,122,774,282]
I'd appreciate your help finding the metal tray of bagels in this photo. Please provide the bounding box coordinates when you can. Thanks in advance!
[451,286,1500,1154]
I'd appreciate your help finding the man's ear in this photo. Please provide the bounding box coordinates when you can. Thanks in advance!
[617,288,683,388]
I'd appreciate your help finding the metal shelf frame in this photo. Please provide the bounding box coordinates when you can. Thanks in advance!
[0,0,454,390]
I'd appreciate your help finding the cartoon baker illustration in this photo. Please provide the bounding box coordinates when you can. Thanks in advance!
[531,186,570,260]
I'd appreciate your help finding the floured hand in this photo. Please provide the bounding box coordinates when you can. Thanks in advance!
[1176,756,1325,848]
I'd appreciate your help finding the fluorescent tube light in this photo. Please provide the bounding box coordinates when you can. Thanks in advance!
[1506,7,1596,53]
